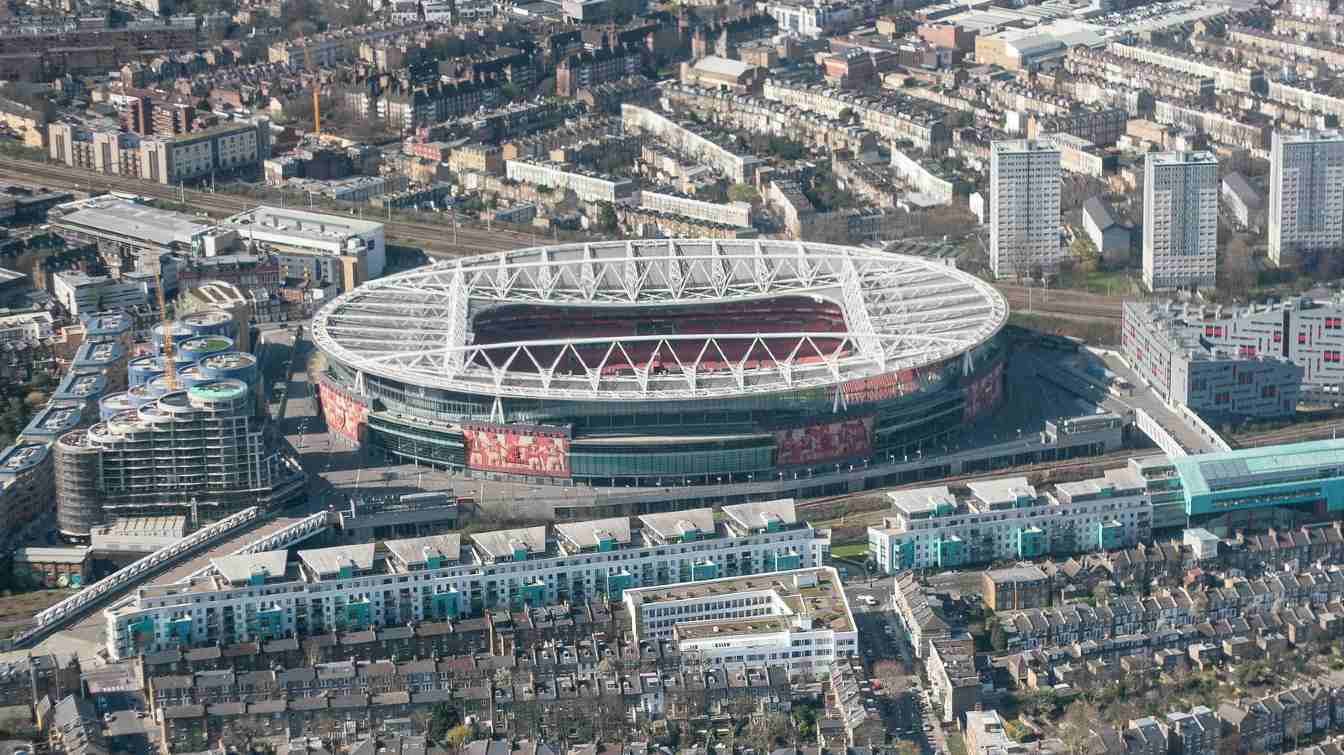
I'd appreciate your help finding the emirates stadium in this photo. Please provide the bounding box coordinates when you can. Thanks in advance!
[310,240,1009,487]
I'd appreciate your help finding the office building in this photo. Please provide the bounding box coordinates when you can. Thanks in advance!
[623,566,856,675]
[218,206,386,285]
[867,471,1151,573]
[990,139,1062,279]
[1268,129,1344,267]
[102,500,829,659]
[1143,151,1218,291]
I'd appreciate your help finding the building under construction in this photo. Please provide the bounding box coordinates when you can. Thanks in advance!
[54,379,306,540]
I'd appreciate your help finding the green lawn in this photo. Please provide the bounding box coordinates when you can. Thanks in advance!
[947,733,968,755]
[830,543,869,560]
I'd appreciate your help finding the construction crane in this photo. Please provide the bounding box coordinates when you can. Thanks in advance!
[155,272,178,391]
[304,42,321,139]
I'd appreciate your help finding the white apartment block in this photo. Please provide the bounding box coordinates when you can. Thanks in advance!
[505,160,636,203]
[0,311,54,344]
[765,1,856,38]
[990,139,1062,279]
[621,105,763,185]
[636,190,753,228]
[52,271,147,317]
[623,566,857,678]
[1268,129,1344,268]
[867,472,1151,573]
[104,500,829,660]
[1143,151,1219,292]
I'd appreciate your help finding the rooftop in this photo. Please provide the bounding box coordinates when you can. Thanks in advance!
[56,198,210,247]
[212,551,289,584]
[1174,439,1344,498]
[223,206,383,240]
[471,526,547,561]
[384,534,462,567]
[299,543,378,577]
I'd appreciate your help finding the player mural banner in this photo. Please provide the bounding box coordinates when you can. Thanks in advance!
[463,423,572,478]
[318,382,369,443]
[962,360,1005,422]
[774,416,874,466]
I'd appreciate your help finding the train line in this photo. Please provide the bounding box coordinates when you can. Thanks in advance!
[3,158,1126,325]
[795,448,1136,514]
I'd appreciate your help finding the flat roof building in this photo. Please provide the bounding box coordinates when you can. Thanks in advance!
[103,500,829,660]
[219,206,386,285]
[623,566,856,677]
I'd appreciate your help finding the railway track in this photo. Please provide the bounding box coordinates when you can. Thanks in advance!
[0,158,533,255]
[796,448,1136,514]
[1231,419,1344,449]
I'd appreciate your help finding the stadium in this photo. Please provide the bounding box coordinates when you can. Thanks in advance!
[311,240,1009,488]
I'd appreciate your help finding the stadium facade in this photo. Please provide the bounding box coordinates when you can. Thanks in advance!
[311,240,1009,489]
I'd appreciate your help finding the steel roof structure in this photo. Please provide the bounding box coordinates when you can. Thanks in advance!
[311,240,1008,402]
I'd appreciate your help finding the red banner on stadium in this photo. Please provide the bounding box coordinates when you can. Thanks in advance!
[463,423,572,478]
[962,360,1005,422]
[774,416,874,467]
[318,382,368,443]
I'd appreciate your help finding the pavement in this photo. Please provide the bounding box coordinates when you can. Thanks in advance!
[1097,352,1223,454]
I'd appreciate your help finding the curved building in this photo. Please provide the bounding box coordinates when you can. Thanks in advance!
[312,240,1009,488]
[54,381,301,539]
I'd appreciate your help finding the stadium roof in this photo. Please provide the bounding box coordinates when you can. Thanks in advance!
[311,240,1008,401]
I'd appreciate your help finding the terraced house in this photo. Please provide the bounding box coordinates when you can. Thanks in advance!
[104,500,829,660]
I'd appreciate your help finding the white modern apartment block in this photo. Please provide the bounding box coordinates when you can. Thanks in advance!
[989,139,1062,279]
[1268,129,1344,268]
[637,190,753,228]
[867,472,1151,573]
[505,160,636,203]
[52,271,147,316]
[104,500,829,660]
[623,566,856,678]
[765,1,856,38]
[1143,151,1219,292]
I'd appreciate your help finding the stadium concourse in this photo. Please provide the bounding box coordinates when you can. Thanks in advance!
[310,239,1010,502]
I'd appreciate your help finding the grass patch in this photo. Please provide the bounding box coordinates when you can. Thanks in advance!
[947,733,968,755]
[830,543,869,560]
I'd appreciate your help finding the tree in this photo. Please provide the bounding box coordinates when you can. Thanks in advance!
[728,183,760,203]
[427,703,461,742]
[444,724,473,753]
[746,711,792,752]
[1058,700,1100,755]
[1091,582,1112,606]
[988,616,1008,652]
[596,203,618,233]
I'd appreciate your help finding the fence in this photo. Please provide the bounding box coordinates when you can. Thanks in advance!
[178,510,334,582]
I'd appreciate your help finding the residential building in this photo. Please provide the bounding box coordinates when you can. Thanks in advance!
[1222,172,1265,231]
[1268,130,1344,268]
[636,190,752,228]
[504,161,635,203]
[983,565,1051,611]
[1120,300,1304,420]
[765,0,856,38]
[1165,706,1220,755]
[104,500,829,660]
[868,471,1150,573]
[989,139,1062,279]
[1143,151,1219,292]
[52,271,146,316]
[623,565,855,676]
[1082,196,1131,265]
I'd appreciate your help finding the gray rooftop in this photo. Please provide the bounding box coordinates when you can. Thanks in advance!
[639,508,716,541]
[212,551,289,584]
[1222,172,1263,209]
[57,199,210,247]
[1083,196,1118,229]
[555,516,633,549]
[299,543,377,576]
[722,500,797,531]
[471,526,547,561]
[889,485,955,515]
[384,534,462,567]
[967,476,1036,506]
